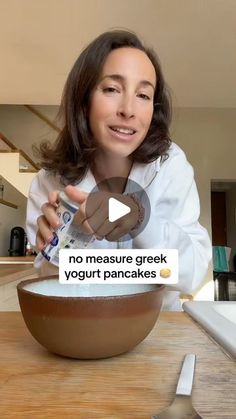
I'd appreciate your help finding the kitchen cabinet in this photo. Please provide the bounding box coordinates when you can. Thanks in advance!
[0,311,235,418]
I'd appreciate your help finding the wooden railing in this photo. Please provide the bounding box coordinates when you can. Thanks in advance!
[25,105,61,133]
[0,132,39,171]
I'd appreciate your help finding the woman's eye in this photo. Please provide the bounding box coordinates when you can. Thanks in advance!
[137,93,151,101]
[103,87,120,93]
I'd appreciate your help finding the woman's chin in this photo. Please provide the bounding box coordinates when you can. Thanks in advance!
[101,144,137,159]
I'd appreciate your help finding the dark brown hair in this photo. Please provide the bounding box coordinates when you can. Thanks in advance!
[36,30,172,184]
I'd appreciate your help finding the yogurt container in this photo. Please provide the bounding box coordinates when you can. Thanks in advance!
[41,191,94,266]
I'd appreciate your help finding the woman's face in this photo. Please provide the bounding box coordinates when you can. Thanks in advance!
[89,47,156,159]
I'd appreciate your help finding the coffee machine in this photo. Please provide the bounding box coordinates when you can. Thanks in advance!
[8,226,26,256]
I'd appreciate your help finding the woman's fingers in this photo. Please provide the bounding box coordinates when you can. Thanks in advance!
[86,204,108,235]
[35,190,60,251]
[41,202,60,230]
[72,191,138,240]
[105,218,131,241]
[48,190,60,206]
[64,185,88,205]
[73,201,87,225]
[36,230,47,251]
[37,214,54,243]
[80,218,96,235]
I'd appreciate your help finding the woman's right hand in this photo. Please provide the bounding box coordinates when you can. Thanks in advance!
[36,190,61,251]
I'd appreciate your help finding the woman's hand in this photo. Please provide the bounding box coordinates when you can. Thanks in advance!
[36,184,141,251]
[36,190,61,250]
[64,185,140,241]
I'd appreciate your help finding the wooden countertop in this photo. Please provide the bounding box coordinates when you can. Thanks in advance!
[0,257,36,287]
[0,264,37,285]
[0,256,35,263]
[0,312,235,418]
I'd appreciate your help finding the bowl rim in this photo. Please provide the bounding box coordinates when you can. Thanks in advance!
[17,275,165,301]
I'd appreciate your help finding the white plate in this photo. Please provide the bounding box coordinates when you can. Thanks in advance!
[183,301,236,359]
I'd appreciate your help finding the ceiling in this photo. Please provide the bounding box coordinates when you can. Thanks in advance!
[0,0,236,107]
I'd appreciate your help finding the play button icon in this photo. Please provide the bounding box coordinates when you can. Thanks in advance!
[108,197,131,222]
[85,177,151,242]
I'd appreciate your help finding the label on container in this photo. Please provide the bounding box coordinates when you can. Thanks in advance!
[41,193,94,266]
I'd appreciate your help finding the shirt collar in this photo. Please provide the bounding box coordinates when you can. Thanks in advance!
[129,157,161,189]
[75,157,161,192]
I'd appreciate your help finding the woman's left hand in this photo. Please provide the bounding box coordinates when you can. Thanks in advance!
[64,185,140,241]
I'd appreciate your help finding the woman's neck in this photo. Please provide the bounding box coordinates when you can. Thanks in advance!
[92,152,133,193]
[93,153,132,181]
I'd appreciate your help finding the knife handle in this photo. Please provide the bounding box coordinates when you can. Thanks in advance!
[176,353,196,396]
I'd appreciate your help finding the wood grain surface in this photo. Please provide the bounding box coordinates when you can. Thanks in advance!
[0,256,35,262]
[0,312,235,418]
[0,268,39,310]
[0,265,35,283]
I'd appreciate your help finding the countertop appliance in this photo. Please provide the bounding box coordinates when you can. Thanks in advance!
[8,226,26,256]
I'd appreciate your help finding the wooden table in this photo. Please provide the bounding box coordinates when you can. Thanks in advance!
[0,312,235,418]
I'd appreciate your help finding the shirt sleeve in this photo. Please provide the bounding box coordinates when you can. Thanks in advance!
[132,148,212,294]
[26,170,58,247]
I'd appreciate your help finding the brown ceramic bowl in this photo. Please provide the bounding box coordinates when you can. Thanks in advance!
[17,276,165,359]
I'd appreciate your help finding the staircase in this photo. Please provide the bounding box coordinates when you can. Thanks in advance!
[0,133,38,197]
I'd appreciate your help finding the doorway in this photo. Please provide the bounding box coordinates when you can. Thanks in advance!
[211,181,236,300]
[211,181,236,269]
[211,191,227,246]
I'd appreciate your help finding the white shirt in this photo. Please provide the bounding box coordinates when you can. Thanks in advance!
[26,142,212,310]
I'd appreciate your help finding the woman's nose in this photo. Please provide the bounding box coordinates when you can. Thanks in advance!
[117,96,135,119]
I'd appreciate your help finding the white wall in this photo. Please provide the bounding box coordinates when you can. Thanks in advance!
[0,1,235,108]
[0,105,58,162]
[172,107,236,231]
[171,108,236,297]
[0,179,26,255]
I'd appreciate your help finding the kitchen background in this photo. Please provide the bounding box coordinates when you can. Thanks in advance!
[1,0,236,300]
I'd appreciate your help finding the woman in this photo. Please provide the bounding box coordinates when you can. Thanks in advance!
[26,30,211,310]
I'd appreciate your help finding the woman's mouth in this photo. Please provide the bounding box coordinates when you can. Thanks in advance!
[108,126,137,140]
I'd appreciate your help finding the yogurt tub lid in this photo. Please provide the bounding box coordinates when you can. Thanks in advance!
[59,191,79,213]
